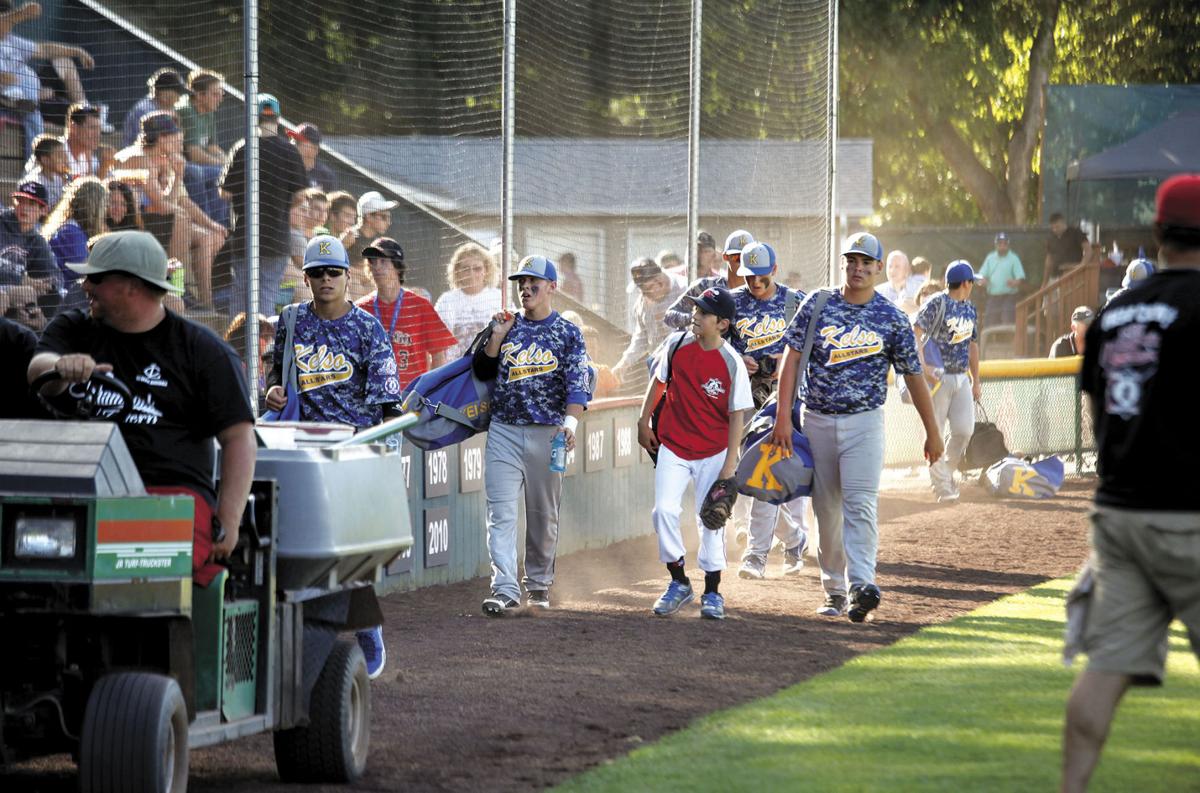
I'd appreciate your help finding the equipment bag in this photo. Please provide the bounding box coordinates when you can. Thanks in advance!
[400,323,495,451]
[736,395,814,504]
[983,455,1065,499]
[959,401,1009,472]
[262,303,301,422]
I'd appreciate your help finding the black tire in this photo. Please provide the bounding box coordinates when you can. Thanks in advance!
[274,638,370,783]
[79,672,189,793]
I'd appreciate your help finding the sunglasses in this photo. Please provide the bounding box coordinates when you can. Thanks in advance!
[307,267,346,279]
[85,271,124,285]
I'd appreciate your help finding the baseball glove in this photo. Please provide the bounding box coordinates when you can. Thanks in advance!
[699,477,739,531]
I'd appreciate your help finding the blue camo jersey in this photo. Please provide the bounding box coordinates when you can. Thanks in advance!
[282,303,401,428]
[784,290,921,415]
[664,275,728,330]
[730,284,803,359]
[914,292,978,374]
[492,311,591,426]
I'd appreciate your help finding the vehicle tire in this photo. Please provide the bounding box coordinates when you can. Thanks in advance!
[79,672,189,793]
[274,638,370,783]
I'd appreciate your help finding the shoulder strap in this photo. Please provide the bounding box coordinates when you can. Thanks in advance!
[934,292,948,334]
[663,332,689,385]
[795,289,833,390]
[783,286,802,324]
[280,304,299,391]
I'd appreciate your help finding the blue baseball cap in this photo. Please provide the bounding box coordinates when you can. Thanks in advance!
[257,93,281,118]
[736,241,777,276]
[723,229,755,255]
[302,234,350,270]
[841,232,883,262]
[1122,257,1155,288]
[945,259,979,285]
[684,285,736,321]
[995,231,1009,242]
[509,255,557,282]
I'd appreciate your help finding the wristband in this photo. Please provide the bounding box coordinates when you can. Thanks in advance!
[563,415,579,434]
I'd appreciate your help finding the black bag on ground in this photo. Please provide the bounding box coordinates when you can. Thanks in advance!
[959,402,1009,472]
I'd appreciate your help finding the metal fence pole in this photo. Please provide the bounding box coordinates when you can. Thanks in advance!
[500,0,516,298]
[243,0,260,407]
[826,0,839,286]
[686,0,702,283]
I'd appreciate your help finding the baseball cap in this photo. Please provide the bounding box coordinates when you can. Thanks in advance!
[257,93,281,118]
[697,230,716,250]
[12,180,48,208]
[684,285,736,321]
[67,230,181,293]
[995,231,1009,242]
[1122,258,1155,288]
[1155,174,1200,230]
[723,229,754,255]
[841,232,883,262]
[736,241,777,276]
[362,236,405,266]
[287,122,321,145]
[1071,306,1095,323]
[630,259,664,286]
[149,68,190,95]
[140,110,181,140]
[945,260,979,286]
[509,255,558,282]
[302,234,350,270]
[358,190,398,216]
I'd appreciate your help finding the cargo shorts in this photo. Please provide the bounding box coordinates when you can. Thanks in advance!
[1082,505,1200,685]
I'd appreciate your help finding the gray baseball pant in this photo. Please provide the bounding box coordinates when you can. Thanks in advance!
[929,373,975,497]
[743,496,809,560]
[484,422,563,601]
[805,407,885,596]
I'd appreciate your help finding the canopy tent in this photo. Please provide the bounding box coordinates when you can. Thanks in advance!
[1067,109,1200,181]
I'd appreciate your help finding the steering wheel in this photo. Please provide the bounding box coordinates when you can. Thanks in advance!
[30,369,135,422]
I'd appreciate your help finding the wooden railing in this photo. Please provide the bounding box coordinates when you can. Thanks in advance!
[1014,262,1099,357]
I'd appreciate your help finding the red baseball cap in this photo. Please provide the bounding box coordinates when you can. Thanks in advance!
[1155,174,1200,230]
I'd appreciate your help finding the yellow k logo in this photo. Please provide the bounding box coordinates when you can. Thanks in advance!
[746,444,784,492]
[1008,467,1038,497]
[318,240,331,255]
[746,251,758,266]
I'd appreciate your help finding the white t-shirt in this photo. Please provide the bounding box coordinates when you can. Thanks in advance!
[0,35,40,101]
[433,286,503,358]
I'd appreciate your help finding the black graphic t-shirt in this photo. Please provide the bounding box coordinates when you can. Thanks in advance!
[37,309,254,504]
[1081,270,1200,510]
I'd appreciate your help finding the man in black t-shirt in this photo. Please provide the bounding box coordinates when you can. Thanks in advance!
[0,315,41,418]
[1063,175,1200,793]
[1042,211,1090,287]
[27,231,256,586]
[219,93,308,316]
[1048,305,1093,358]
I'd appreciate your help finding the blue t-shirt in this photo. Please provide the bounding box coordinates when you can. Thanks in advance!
[279,303,401,428]
[492,311,591,426]
[784,290,921,415]
[914,292,978,374]
[730,284,802,359]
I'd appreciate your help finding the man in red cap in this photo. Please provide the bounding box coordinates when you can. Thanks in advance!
[1063,174,1200,792]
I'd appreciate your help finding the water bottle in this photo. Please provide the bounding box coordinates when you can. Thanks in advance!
[549,431,567,473]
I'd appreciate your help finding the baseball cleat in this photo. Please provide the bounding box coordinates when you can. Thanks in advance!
[356,626,386,680]
[782,539,807,576]
[700,592,726,620]
[936,491,960,504]
[816,593,847,617]
[482,593,520,617]
[526,590,550,609]
[738,554,766,580]
[652,580,694,616]
[847,583,881,623]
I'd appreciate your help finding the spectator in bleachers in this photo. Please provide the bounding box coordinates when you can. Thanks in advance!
[349,191,394,263]
[2,282,42,330]
[613,257,686,392]
[909,255,931,295]
[304,187,328,235]
[0,1,105,157]
[1049,305,1093,358]
[0,179,55,314]
[106,179,141,231]
[319,189,357,248]
[287,122,336,191]
[656,248,684,279]
[121,68,189,148]
[877,249,918,315]
[434,241,501,359]
[176,69,229,228]
[63,103,112,179]
[695,230,720,279]
[1041,212,1089,288]
[354,236,456,389]
[556,251,583,303]
[224,310,274,406]
[977,231,1025,327]
[41,174,105,310]
[278,190,312,306]
[23,132,66,208]
[115,111,227,310]
[219,93,307,315]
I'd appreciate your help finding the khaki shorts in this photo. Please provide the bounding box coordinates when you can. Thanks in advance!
[1083,506,1200,684]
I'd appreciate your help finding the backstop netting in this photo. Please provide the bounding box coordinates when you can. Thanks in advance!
[7,0,834,399]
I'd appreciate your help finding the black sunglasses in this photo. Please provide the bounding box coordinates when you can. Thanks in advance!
[85,271,124,285]
[307,267,346,279]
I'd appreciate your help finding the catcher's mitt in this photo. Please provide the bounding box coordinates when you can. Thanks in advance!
[699,477,739,531]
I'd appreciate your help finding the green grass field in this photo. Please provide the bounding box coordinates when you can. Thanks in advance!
[554,580,1200,793]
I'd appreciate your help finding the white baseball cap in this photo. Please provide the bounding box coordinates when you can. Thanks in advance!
[357,191,398,216]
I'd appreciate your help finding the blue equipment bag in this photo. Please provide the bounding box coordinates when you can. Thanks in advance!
[400,324,495,451]
[735,395,815,504]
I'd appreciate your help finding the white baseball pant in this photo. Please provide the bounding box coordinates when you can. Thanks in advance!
[652,444,728,573]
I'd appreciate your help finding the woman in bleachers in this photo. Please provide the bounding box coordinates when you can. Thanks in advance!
[106,179,142,231]
[434,241,502,359]
[41,176,107,311]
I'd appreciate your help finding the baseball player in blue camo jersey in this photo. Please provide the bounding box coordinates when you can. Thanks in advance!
[727,241,811,580]
[770,232,943,623]
[263,234,401,678]
[913,260,982,503]
[663,229,753,330]
[472,255,591,616]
